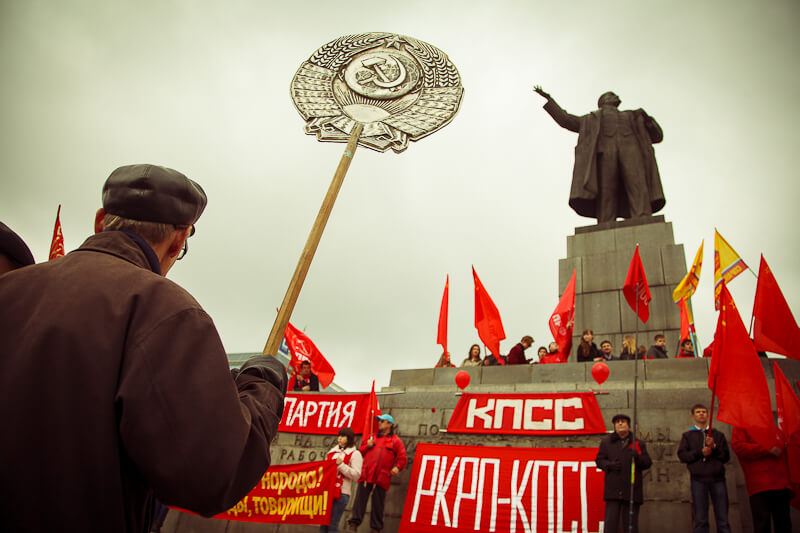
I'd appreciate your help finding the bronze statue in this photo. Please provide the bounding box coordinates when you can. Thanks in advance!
[534,86,665,223]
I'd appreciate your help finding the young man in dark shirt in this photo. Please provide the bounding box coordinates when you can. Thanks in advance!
[646,334,668,359]
[293,360,320,391]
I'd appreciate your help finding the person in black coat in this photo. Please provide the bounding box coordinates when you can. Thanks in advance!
[595,413,652,533]
[293,360,320,391]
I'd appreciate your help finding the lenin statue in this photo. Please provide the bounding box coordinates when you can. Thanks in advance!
[534,86,665,223]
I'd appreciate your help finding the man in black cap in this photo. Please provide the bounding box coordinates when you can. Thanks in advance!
[0,221,35,274]
[595,413,652,532]
[0,164,288,532]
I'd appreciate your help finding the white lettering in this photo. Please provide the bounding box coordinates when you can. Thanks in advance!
[432,457,460,526]
[410,455,440,522]
[467,398,495,429]
[340,401,357,427]
[580,461,603,533]
[532,461,555,533]
[326,401,341,427]
[477,458,501,531]
[557,462,579,533]
[287,400,305,426]
[282,396,297,424]
[554,398,584,430]
[509,460,534,533]
[524,399,554,430]
[494,399,524,430]
[452,457,480,528]
[316,401,331,426]
[303,400,319,426]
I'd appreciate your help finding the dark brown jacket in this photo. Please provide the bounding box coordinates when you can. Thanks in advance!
[0,231,283,532]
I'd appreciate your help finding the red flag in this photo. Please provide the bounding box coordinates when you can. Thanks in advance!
[709,283,774,450]
[548,269,576,362]
[622,245,651,323]
[472,266,506,363]
[361,380,381,443]
[284,321,335,389]
[753,255,800,360]
[437,276,449,356]
[774,363,800,508]
[49,205,65,259]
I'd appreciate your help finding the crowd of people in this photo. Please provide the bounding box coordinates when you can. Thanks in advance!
[434,329,693,368]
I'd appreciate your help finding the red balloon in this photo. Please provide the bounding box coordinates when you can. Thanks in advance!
[455,370,471,390]
[591,362,610,385]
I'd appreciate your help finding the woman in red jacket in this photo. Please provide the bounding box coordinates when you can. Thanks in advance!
[347,414,407,533]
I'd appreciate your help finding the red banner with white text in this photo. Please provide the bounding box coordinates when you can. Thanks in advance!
[213,460,336,524]
[400,444,605,533]
[447,393,606,435]
[279,393,377,435]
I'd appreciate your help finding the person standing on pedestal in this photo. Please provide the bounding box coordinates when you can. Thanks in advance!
[533,86,665,223]
[507,335,534,364]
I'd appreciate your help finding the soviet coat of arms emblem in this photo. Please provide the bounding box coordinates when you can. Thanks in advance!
[291,32,464,153]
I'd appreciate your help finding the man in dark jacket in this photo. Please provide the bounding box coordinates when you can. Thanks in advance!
[595,413,652,533]
[507,335,534,364]
[646,334,669,359]
[293,360,320,391]
[0,164,287,533]
[348,413,407,532]
[677,404,731,533]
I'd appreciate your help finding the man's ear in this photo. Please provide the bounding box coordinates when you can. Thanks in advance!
[166,228,189,258]
[94,209,106,234]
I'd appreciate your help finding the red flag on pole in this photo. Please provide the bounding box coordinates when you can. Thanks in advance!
[709,283,775,450]
[548,269,576,362]
[622,245,651,323]
[472,266,506,363]
[774,362,800,508]
[284,321,335,389]
[753,255,800,360]
[437,275,449,356]
[49,205,65,259]
[361,380,381,441]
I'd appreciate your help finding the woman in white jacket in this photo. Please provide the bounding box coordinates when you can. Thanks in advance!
[321,427,363,533]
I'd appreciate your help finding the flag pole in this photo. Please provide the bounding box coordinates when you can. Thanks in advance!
[263,123,364,356]
[629,279,640,532]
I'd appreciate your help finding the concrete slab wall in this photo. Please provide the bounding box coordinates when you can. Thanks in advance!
[166,359,800,533]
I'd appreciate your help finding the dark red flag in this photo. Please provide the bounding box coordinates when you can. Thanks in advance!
[622,245,651,323]
[361,380,381,443]
[49,205,65,259]
[472,266,506,363]
[774,363,800,508]
[709,283,774,450]
[548,269,576,362]
[284,321,335,388]
[437,276,449,356]
[753,255,800,360]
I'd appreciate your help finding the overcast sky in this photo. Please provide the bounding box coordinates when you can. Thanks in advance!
[2,1,798,392]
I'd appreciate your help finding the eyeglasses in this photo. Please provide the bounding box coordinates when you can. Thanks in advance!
[175,225,194,261]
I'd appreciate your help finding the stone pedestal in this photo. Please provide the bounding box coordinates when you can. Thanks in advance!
[559,216,689,357]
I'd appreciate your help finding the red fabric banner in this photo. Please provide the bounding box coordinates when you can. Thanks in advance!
[622,245,651,323]
[447,393,606,435]
[472,266,506,362]
[709,283,774,450]
[361,381,381,443]
[279,393,375,435]
[774,362,800,508]
[285,321,335,388]
[399,443,605,533]
[753,255,800,360]
[437,275,449,356]
[548,269,576,362]
[209,459,337,524]
[49,205,65,259]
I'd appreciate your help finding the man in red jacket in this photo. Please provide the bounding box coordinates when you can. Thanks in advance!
[348,414,407,532]
[732,426,793,533]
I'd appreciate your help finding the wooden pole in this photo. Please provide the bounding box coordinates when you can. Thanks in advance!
[262,123,364,356]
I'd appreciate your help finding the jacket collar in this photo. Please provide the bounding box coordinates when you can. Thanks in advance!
[73,231,162,275]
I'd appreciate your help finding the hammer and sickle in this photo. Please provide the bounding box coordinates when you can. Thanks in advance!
[359,56,407,88]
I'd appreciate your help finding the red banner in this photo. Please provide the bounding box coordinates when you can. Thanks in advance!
[447,393,606,435]
[209,460,337,524]
[399,444,605,533]
[279,393,376,435]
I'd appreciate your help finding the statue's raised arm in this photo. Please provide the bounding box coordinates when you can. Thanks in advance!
[533,90,665,223]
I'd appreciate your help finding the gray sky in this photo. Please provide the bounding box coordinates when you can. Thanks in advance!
[2,0,798,392]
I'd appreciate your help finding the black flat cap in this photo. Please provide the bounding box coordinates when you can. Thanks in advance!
[102,164,207,227]
[0,221,35,267]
